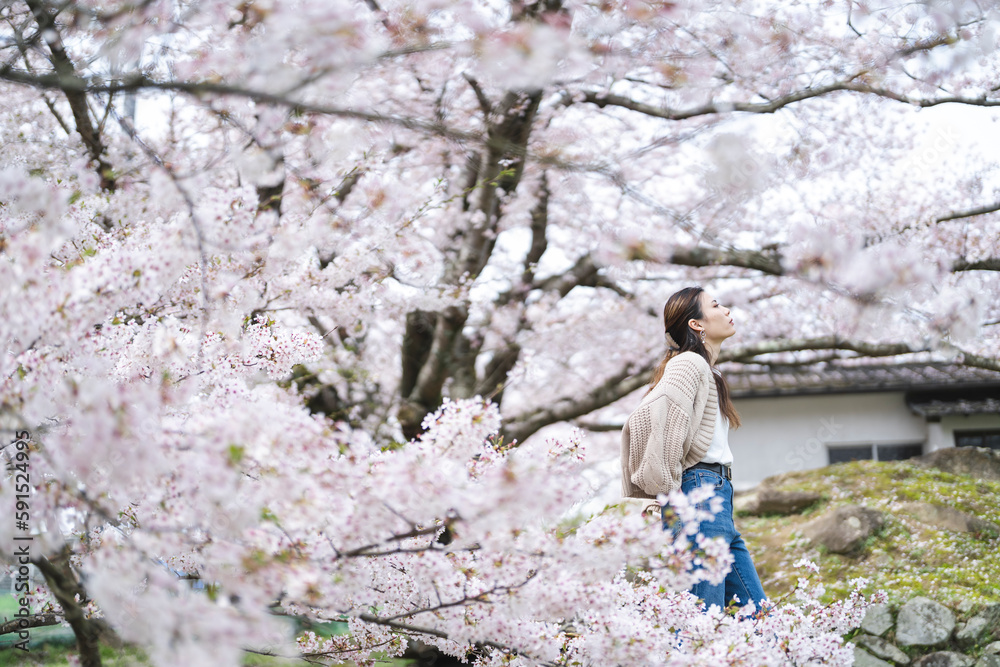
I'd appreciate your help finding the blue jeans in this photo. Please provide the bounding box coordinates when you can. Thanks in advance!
[665,468,767,611]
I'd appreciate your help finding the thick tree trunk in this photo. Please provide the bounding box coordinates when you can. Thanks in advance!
[397,87,544,438]
[33,548,118,667]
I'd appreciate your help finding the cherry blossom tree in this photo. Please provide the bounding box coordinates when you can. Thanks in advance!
[0,0,996,664]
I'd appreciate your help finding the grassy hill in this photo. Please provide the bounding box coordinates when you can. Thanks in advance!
[735,459,1000,606]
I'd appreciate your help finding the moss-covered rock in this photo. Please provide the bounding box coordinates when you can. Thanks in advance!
[735,460,1000,605]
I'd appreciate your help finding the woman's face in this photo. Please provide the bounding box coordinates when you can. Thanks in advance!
[694,291,735,342]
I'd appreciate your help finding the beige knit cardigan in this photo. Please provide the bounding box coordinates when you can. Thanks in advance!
[620,351,719,501]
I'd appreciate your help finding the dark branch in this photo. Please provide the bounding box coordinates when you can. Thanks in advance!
[953,257,1000,272]
[503,364,650,444]
[24,0,116,191]
[378,575,537,624]
[936,201,1000,224]
[463,73,492,116]
[573,80,1000,122]
[668,245,785,275]
[718,337,922,362]
[954,348,1000,372]
[534,254,631,299]
[501,244,780,310]
[0,612,62,636]
[0,68,480,143]
[571,421,625,432]
[357,611,549,663]
[522,172,549,286]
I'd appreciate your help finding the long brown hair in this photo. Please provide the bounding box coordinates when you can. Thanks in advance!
[645,286,741,429]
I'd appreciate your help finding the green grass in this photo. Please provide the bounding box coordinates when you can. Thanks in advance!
[0,643,150,667]
[737,459,1000,607]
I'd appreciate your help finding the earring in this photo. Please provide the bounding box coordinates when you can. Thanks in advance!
[700,331,706,343]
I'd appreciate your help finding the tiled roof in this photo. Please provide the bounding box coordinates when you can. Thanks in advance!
[908,398,1000,417]
[723,359,1000,398]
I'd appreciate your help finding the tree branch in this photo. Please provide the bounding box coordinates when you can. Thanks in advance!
[718,336,923,362]
[954,348,1000,372]
[572,79,1000,122]
[0,67,481,143]
[953,257,1000,272]
[11,20,73,136]
[357,612,549,663]
[472,176,550,403]
[377,575,537,624]
[23,0,116,191]
[0,612,62,636]
[412,305,469,408]
[936,201,1000,224]
[870,198,1000,244]
[503,364,651,444]
[668,245,785,275]
[500,243,782,311]
[399,305,469,440]
[535,254,631,299]
[722,338,1000,371]
[463,73,492,116]
[337,519,455,558]
[477,344,522,404]
[522,172,549,286]
[571,420,625,433]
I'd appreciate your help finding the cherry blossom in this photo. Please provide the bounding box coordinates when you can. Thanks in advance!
[1,0,995,664]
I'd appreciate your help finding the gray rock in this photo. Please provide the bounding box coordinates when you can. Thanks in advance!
[801,504,885,554]
[957,615,990,646]
[986,640,1000,654]
[912,652,973,667]
[856,634,910,664]
[748,488,823,515]
[975,656,1000,667]
[980,604,1000,641]
[896,596,956,647]
[861,603,895,637]
[733,491,759,514]
[854,646,895,667]
[898,502,1000,536]
[913,447,1000,483]
[959,604,1000,646]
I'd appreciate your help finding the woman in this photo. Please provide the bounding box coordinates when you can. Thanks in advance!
[620,286,767,611]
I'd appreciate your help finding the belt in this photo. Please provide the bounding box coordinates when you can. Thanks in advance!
[685,461,732,480]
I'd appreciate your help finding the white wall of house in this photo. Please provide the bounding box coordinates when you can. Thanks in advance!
[730,391,931,490]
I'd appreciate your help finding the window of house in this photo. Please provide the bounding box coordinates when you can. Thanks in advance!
[828,445,872,464]
[954,430,1000,450]
[828,443,923,464]
[876,443,924,461]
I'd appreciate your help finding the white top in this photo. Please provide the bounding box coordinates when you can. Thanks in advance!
[700,409,734,466]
